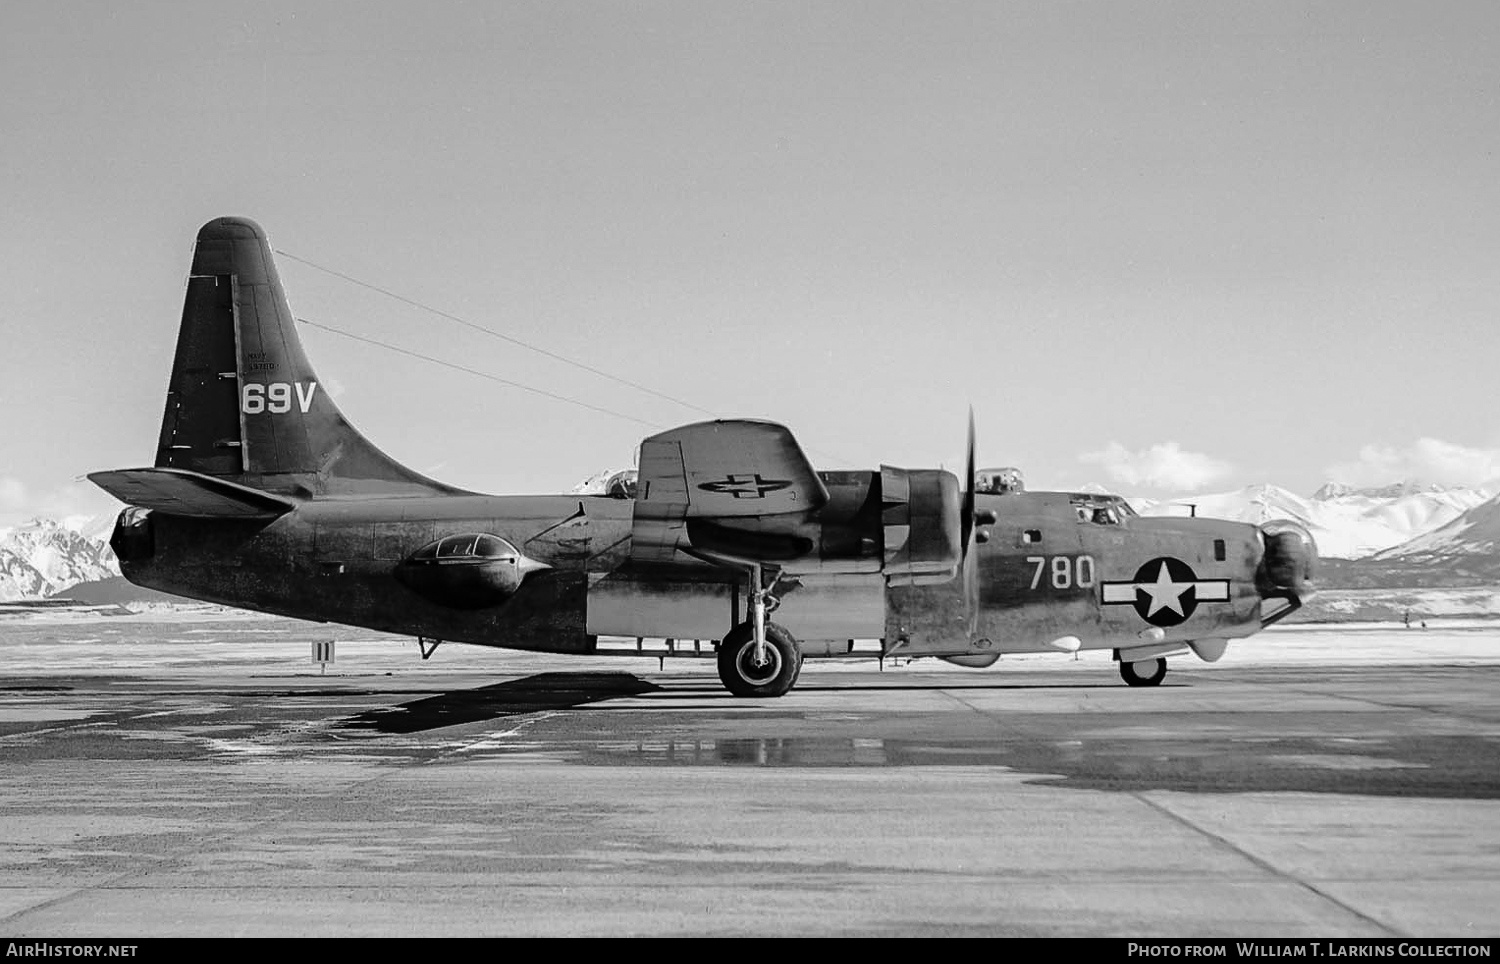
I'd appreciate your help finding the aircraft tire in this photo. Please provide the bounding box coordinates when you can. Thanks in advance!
[1120,657,1167,687]
[717,622,802,698]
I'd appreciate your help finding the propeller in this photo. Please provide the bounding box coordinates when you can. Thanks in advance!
[960,407,980,639]
[960,406,977,558]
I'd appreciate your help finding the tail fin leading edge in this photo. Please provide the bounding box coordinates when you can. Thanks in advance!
[154,217,458,498]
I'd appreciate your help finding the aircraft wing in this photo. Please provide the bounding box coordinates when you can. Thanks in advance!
[89,467,299,519]
[631,420,829,565]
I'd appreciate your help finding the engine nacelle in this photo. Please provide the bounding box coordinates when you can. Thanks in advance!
[880,466,962,584]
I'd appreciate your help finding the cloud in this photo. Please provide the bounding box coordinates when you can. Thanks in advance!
[0,477,26,512]
[35,481,121,518]
[1325,438,1500,488]
[1079,441,1235,492]
[0,477,121,529]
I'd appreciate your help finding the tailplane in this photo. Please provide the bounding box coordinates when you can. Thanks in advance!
[147,217,458,498]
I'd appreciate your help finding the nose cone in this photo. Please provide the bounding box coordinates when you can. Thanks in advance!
[1256,519,1317,600]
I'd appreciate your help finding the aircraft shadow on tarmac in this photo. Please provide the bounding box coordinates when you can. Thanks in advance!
[787,680,1127,693]
[637,679,1131,697]
[337,671,658,734]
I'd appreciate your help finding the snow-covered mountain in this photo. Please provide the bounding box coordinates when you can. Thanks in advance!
[1372,492,1500,572]
[0,516,120,601]
[1132,481,1496,559]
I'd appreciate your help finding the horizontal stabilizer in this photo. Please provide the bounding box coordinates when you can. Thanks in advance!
[88,467,299,519]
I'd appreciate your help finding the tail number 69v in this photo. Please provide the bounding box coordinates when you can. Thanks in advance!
[242,381,318,415]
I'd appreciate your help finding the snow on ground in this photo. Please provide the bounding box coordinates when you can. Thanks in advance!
[1296,586,1500,621]
[2,606,1497,678]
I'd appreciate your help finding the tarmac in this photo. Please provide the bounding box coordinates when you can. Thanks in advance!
[1,611,1498,937]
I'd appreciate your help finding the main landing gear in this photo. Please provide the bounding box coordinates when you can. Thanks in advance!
[718,622,802,697]
[1120,656,1167,687]
[716,564,803,698]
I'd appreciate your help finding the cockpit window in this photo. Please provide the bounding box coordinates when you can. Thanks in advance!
[1070,494,1131,525]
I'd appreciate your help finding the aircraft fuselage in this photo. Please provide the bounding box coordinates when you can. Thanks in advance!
[113,477,1275,663]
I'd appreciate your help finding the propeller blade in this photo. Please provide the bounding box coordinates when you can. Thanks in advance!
[961,406,976,558]
[962,407,980,636]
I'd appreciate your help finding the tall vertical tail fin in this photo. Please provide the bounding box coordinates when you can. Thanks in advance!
[154,217,457,497]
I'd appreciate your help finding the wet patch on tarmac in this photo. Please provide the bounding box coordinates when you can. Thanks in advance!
[1013,733,1500,798]
[516,726,1500,800]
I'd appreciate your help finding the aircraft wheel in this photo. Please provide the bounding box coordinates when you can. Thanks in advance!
[1120,657,1167,687]
[717,622,802,698]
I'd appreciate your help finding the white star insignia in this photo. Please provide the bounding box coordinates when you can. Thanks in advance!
[1137,561,1193,617]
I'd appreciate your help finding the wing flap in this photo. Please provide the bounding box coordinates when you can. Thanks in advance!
[88,467,298,519]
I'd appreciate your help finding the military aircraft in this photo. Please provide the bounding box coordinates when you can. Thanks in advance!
[91,217,1317,698]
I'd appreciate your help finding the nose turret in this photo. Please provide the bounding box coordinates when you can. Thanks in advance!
[1256,519,1316,602]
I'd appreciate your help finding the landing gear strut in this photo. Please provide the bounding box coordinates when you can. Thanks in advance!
[1120,656,1167,687]
[716,564,802,698]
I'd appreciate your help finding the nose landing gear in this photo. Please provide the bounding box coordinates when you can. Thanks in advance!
[1120,656,1168,687]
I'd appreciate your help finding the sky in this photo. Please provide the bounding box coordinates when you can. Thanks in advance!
[3,1,1499,527]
